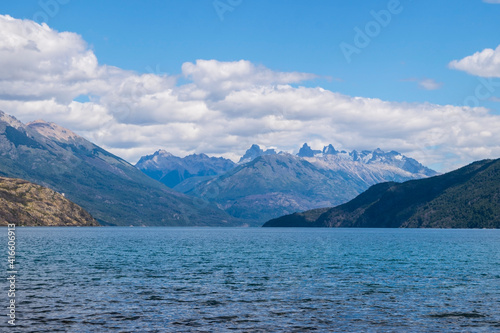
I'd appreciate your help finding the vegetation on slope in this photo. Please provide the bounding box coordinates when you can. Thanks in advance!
[0,177,98,226]
[264,158,500,228]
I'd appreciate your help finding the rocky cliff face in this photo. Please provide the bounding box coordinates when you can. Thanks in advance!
[0,177,98,226]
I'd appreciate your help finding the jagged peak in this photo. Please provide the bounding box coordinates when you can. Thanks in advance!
[249,144,261,150]
[322,144,338,155]
[297,143,321,157]
[0,110,25,129]
[238,144,276,163]
[154,149,173,157]
[135,149,175,165]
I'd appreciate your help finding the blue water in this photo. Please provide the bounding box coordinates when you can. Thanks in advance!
[1,227,499,332]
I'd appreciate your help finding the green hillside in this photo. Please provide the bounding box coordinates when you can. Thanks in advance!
[263,158,500,228]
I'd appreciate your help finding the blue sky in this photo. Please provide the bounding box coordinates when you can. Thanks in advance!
[1,0,500,171]
[3,0,500,107]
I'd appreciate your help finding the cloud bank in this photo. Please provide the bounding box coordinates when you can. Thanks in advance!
[1,15,500,172]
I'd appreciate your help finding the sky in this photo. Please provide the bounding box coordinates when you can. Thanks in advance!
[0,0,500,171]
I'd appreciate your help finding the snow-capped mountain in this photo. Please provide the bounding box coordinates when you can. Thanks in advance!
[299,143,437,179]
[170,143,437,223]
[135,143,437,223]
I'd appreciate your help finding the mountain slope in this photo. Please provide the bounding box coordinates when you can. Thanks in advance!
[187,149,436,223]
[135,149,235,188]
[0,176,98,226]
[188,153,363,221]
[263,158,500,228]
[0,111,238,226]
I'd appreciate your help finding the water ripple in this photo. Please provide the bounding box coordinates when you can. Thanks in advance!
[0,227,499,332]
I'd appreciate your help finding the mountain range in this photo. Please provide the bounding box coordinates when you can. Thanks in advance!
[137,143,437,223]
[263,158,500,228]
[136,149,235,188]
[0,109,442,226]
[0,111,238,226]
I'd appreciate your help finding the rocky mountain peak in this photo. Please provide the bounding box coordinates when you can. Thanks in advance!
[238,144,277,164]
[297,143,321,157]
[27,120,79,142]
[0,110,25,129]
[153,149,173,158]
[322,144,338,155]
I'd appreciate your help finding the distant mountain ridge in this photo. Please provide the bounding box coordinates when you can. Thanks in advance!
[297,143,436,178]
[136,143,437,223]
[136,149,235,188]
[0,110,238,226]
[263,158,500,228]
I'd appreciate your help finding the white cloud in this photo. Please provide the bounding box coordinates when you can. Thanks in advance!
[418,79,443,90]
[1,14,500,172]
[181,59,318,100]
[449,45,500,78]
[402,78,443,90]
[483,0,500,3]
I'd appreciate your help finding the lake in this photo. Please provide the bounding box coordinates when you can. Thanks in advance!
[1,227,499,332]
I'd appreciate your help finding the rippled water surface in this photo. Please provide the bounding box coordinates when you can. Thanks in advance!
[1,227,500,332]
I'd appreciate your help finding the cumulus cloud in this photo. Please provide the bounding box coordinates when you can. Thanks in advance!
[1,14,500,172]
[181,59,318,100]
[449,45,500,78]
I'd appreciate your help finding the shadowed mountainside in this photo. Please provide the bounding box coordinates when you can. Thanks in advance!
[0,110,240,226]
[263,158,500,228]
[184,147,436,223]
